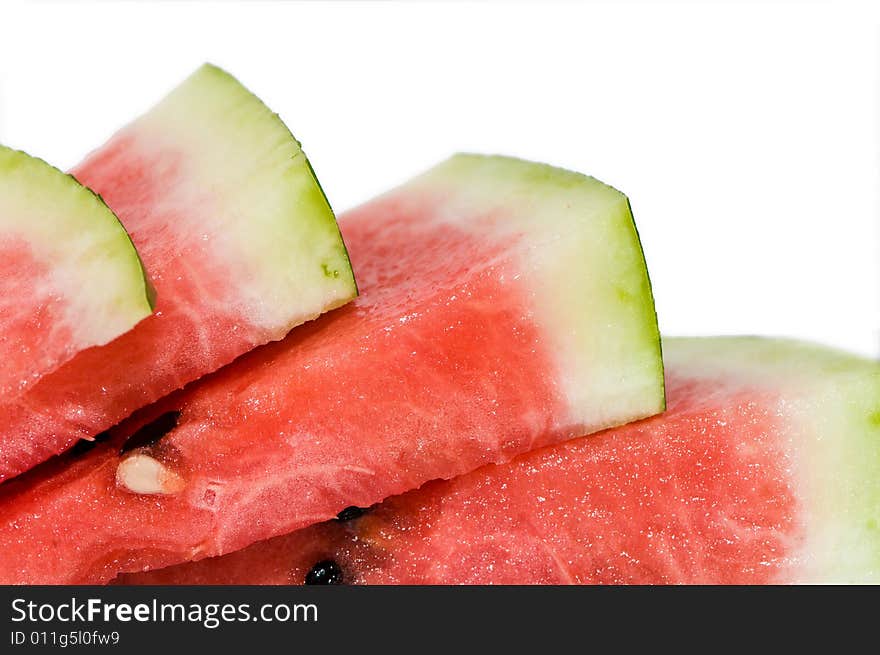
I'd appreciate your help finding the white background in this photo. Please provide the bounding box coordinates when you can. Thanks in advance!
[1,1,877,356]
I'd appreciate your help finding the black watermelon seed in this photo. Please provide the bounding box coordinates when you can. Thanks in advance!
[305,559,344,585]
[69,430,113,456]
[335,506,368,522]
[120,411,181,454]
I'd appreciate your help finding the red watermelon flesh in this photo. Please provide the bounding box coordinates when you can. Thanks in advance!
[1,242,82,397]
[120,337,880,585]
[0,65,356,481]
[0,154,663,584]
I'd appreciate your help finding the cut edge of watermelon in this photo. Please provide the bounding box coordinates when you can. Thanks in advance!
[0,144,154,348]
[403,154,665,430]
[663,336,880,583]
[88,63,358,334]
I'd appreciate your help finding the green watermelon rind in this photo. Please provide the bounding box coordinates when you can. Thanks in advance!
[129,63,357,330]
[405,154,665,430]
[0,144,154,345]
[664,336,880,583]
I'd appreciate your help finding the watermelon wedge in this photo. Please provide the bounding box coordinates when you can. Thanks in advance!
[0,154,663,584]
[0,145,153,401]
[119,337,880,585]
[0,64,357,481]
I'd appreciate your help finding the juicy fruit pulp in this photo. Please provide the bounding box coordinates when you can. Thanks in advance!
[0,154,663,584]
[0,145,152,401]
[0,65,356,481]
[120,337,880,585]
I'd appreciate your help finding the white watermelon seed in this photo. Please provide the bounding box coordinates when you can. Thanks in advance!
[116,454,184,495]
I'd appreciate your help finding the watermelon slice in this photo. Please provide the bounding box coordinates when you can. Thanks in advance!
[0,154,663,584]
[118,337,880,585]
[0,64,357,481]
[0,145,153,401]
